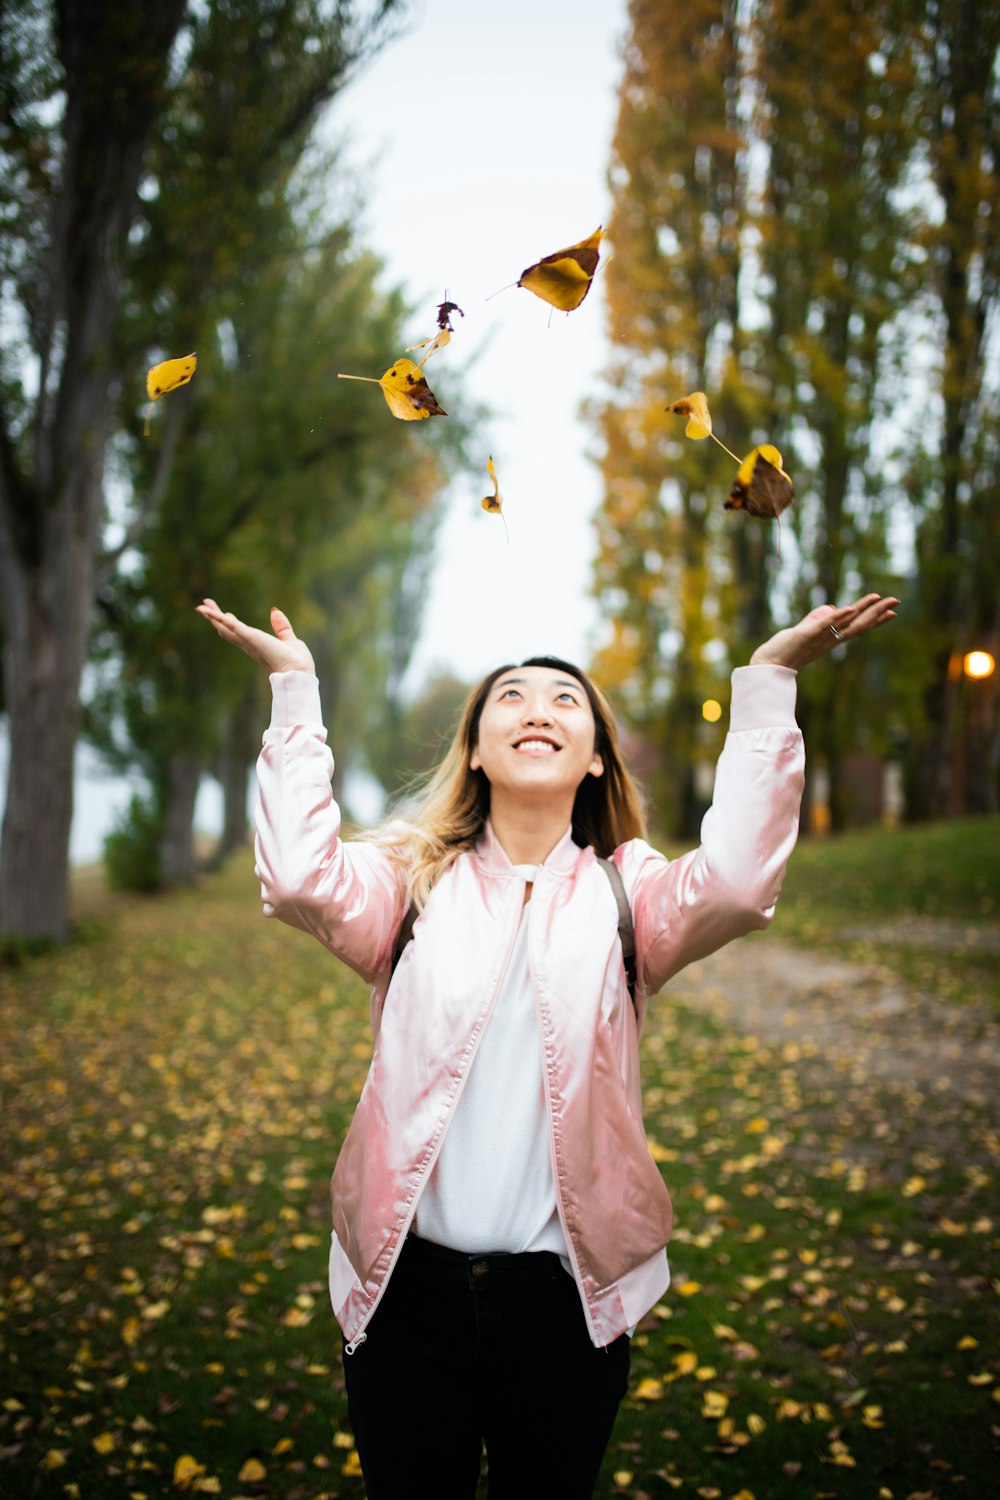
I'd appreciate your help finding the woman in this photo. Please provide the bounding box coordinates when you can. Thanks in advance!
[197,592,896,1499]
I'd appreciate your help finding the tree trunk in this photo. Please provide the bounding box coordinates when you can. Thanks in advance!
[0,0,187,939]
[160,753,202,886]
[0,447,104,940]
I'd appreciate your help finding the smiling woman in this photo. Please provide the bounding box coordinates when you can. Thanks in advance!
[196,591,896,1500]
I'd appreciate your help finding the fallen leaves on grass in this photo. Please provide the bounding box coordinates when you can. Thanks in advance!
[1,858,997,1498]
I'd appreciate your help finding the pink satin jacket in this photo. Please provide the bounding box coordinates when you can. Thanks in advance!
[255,665,805,1348]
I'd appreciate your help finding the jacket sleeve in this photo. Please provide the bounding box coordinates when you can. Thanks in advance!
[253,671,408,983]
[619,664,804,997]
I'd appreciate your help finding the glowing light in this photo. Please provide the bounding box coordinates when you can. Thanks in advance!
[702,699,722,723]
[964,650,995,680]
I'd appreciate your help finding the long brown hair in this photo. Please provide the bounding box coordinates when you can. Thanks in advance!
[371,656,647,909]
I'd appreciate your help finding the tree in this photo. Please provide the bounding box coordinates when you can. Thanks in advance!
[905,0,1000,817]
[753,0,918,828]
[0,0,401,940]
[593,0,753,837]
[87,211,459,886]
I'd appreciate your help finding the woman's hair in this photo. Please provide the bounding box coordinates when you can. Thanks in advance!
[371,655,648,910]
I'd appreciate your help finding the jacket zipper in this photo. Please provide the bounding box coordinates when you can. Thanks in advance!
[344,877,528,1354]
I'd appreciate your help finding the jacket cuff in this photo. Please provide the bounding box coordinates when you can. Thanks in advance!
[729,664,798,730]
[268,671,324,729]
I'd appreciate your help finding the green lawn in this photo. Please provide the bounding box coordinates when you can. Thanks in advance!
[775,817,1000,1011]
[0,823,997,1498]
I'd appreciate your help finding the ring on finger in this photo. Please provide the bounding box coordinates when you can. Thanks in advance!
[829,624,843,641]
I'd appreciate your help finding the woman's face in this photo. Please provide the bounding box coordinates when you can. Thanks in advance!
[470,665,604,807]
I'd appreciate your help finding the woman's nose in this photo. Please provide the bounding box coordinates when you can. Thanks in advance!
[522,702,553,725]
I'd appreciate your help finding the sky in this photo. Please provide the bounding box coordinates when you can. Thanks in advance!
[55,0,634,859]
[326,0,631,686]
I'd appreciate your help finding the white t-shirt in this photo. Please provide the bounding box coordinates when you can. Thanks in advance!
[413,866,568,1258]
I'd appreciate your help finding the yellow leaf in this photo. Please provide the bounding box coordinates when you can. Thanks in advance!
[42,1449,68,1469]
[862,1405,885,1428]
[957,1335,979,1350]
[122,1316,142,1347]
[517,227,603,312]
[903,1175,927,1197]
[676,1278,701,1296]
[667,391,713,439]
[701,1390,729,1419]
[237,1457,267,1483]
[146,354,196,402]
[634,1377,664,1400]
[272,1437,294,1456]
[647,1138,678,1162]
[337,358,446,421]
[332,1432,354,1449]
[481,455,509,542]
[727,446,794,519]
[92,1431,117,1454]
[672,1350,698,1377]
[172,1455,206,1489]
[341,1450,363,1477]
[612,1472,634,1488]
[406,327,451,367]
[747,1413,766,1435]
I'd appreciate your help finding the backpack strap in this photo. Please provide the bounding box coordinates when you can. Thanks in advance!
[596,856,637,1010]
[390,857,637,1010]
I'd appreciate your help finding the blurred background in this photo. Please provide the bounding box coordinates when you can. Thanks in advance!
[1,0,997,942]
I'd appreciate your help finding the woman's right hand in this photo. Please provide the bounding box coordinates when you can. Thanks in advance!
[196,599,316,676]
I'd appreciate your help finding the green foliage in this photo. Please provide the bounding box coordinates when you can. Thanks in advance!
[102,795,165,893]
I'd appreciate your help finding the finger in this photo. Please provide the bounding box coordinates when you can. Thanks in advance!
[270,606,295,638]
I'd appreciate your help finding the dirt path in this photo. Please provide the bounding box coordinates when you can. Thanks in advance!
[664,931,1000,1102]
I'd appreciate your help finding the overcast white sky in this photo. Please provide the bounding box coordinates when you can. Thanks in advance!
[328,0,631,685]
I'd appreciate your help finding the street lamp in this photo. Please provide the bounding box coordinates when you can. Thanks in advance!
[963,650,996,680]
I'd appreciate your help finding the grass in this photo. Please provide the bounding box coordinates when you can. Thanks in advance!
[0,821,997,1498]
[774,816,1000,1012]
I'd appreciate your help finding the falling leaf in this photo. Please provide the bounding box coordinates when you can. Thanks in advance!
[406,327,451,366]
[337,358,446,421]
[517,227,603,312]
[667,391,713,439]
[437,299,463,330]
[482,455,509,542]
[144,353,196,435]
[726,445,795,519]
[146,354,196,403]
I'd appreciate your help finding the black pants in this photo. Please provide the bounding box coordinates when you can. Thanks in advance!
[343,1234,631,1499]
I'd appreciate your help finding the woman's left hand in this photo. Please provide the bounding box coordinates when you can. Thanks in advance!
[749,594,899,670]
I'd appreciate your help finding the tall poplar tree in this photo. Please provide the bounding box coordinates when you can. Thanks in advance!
[594,0,749,836]
[754,0,917,827]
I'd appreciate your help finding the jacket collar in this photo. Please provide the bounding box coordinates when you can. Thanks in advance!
[474,819,585,877]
